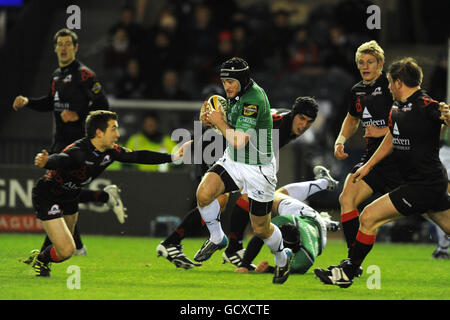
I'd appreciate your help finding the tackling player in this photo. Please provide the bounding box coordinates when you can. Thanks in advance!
[25,110,190,277]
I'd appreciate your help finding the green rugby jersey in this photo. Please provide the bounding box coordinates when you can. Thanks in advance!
[225,80,273,165]
[272,214,324,274]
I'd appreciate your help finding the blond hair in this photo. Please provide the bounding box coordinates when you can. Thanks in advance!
[355,40,385,64]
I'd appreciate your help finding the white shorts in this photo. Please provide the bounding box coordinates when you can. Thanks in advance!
[277,198,328,249]
[439,146,450,179]
[215,152,277,203]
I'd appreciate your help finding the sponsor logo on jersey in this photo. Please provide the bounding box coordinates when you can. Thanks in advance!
[242,104,258,117]
[402,103,413,112]
[362,107,372,119]
[92,82,102,94]
[371,86,382,96]
[362,118,386,127]
[100,155,112,166]
[392,123,411,149]
[393,122,400,135]
[63,74,72,83]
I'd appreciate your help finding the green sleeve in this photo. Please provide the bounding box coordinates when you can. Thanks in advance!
[290,248,314,274]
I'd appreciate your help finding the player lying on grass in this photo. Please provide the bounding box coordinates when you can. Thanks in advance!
[23,110,191,277]
[233,187,341,275]
[157,166,339,271]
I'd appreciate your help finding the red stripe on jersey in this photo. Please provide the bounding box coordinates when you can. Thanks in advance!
[80,68,94,82]
[271,114,283,122]
[421,97,438,107]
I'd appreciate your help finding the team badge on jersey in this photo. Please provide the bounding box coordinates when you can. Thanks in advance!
[242,104,258,117]
[92,82,102,94]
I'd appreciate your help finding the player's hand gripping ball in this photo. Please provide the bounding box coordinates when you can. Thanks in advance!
[203,95,228,134]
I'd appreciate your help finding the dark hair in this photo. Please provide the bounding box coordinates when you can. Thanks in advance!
[280,223,301,253]
[292,96,319,120]
[85,110,118,139]
[54,28,78,46]
[387,57,423,87]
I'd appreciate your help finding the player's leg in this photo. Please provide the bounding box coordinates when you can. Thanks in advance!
[315,193,402,288]
[276,165,339,201]
[248,198,292,284]
[194,163,239,262]
[223,194,251,265]
[34,216,76,277]
[156,194,229,269]
[338,173,373,252]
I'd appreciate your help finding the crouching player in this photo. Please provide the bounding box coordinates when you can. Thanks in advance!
[25,110,190,276]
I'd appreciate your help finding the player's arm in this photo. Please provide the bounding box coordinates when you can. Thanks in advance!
[81,69,109,111]
[363,125,389,138]
[334,112,360,160]
[207,109,250,149]
[352,131,393,183]
[14,84,53,112]
[114,140,192,164]
[35,148,83,169]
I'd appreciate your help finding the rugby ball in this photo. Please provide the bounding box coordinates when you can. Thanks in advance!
[207,95,227,113]
[206,95,227,133]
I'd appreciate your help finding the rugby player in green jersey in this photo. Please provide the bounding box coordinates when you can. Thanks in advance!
[195,57,291,284]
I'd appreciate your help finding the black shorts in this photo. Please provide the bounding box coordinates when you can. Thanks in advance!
[32,193,79,221]
[351,161,403,194]
[389,181,450,216]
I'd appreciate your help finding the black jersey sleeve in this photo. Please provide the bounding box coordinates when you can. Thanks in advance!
[112,145,173,164]
[420,96,444,124]
[27,79,54,112]
[43,147,85,170]
[79,67,109,110]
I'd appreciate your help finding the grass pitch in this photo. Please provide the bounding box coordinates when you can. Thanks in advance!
[1,233,448,300]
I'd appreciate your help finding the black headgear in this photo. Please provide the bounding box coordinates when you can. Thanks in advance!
[280,223,301,253]
[292,96,319,120]
[220,57,251,92]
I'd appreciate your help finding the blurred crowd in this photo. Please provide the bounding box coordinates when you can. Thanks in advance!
[101,0,376,105]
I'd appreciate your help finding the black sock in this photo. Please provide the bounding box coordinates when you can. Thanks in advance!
[78,189,109,203]
[73,224,84,250]
[226,200,250,254]
[240,236,264,269]
[163,207,205,245]
[41,236,53,252]
[38,245,66,264]
[348,230,377,273]
[341,209,360,254]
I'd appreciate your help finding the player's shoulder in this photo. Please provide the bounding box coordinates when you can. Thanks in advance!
[77,61,97,81]
[244,81,268,103]
[414,90,439,108]
[351,80,365,93]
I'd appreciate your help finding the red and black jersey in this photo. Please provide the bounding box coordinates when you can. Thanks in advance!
[389,89,446,184]
[348,74,394,163]
[34,137,173,202]
[26,60,109,153]
[271,108,296,149]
